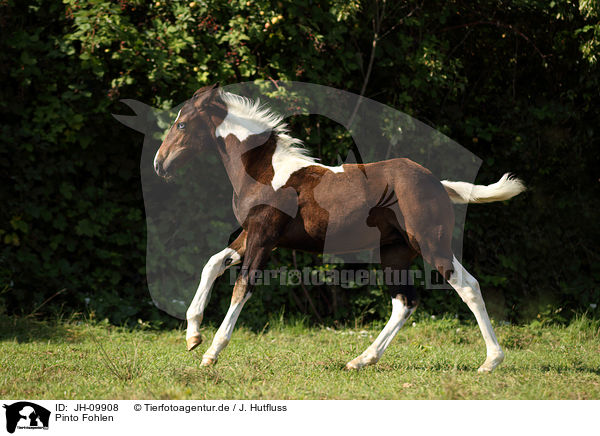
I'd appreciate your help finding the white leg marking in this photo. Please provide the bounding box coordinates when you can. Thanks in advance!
[345,298,414,370]
[186,247,241,342]
[448,256,504,373]
[201,292,252,366]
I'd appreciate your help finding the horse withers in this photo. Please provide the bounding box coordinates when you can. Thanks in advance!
[153,84,525,373]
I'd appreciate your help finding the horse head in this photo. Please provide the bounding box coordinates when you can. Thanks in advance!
[153,83,225,179]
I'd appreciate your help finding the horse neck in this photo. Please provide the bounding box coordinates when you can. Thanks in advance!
[216,131,277,195]
[212,92,283,194]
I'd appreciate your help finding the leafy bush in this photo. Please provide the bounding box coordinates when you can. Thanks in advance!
[1,0,598,327]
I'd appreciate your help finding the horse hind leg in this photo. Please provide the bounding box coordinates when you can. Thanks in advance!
[415,226,504,372]
[446,255,504,373]
[345,243,418,370]
[344,296,416,370]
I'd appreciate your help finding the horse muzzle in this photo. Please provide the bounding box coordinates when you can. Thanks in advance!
[154,159,168,177]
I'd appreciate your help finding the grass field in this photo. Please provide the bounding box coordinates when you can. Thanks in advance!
[1,314,599,400]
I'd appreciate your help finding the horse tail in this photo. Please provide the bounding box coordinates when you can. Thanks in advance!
[440,173,525,204]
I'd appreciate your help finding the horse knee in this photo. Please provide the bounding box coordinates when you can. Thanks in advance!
[203,255,225,276]
[204,248,240,277]
[456,276,485,308]
[459,285,483,306]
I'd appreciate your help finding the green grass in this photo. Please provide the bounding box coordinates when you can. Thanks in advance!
[1,314,599,399]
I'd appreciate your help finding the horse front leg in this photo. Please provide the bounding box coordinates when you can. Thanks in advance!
[199,272,253,366]
[200,229,279,366]
[185,231,246,351]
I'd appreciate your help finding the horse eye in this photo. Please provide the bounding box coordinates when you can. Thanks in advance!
[177,122,186,130]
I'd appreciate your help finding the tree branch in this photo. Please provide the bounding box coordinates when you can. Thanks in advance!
[347,0,387,130]
[440,20,548,59]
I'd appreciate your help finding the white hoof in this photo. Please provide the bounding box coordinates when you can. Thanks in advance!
[345,353,378,371]
[477,351,505,373]
[186,335,203,351]
[345,361,362,371]
[200,356,217,367]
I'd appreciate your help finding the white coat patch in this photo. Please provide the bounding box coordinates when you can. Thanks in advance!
[215,91,345,190]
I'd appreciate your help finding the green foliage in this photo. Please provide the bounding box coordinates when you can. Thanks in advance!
[1,0,598,326]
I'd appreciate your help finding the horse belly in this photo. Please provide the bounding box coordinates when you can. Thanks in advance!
[277,161,409,253]
[282,194,386,253]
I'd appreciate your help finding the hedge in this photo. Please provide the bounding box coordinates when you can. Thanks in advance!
[1,0,599,328]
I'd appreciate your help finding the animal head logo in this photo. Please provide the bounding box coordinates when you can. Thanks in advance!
[3,402,50,434]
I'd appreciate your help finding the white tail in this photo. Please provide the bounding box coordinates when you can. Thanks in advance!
[441,173,526,204]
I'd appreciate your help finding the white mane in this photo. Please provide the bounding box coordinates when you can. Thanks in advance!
[217,90,344,190]
[219,91,317,162]
[219,91,285,132]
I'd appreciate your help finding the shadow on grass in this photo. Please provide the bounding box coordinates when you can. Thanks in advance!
[170,365,232,387]
[322,359,600,376]
[314,359,478,373]
[0,316,74,344]
[524,364,600,376]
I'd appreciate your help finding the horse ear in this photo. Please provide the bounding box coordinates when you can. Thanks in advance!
[193,83,218,96]
[193,83,220,108]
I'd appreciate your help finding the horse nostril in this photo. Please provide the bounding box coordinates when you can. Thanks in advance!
[155,161,163,175]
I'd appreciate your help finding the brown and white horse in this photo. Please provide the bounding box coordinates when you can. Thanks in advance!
[154,84,525,373]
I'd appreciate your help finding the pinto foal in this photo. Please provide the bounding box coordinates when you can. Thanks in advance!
[153,84,525,373]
